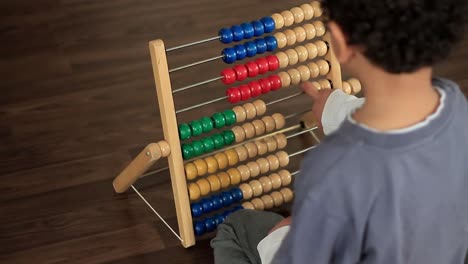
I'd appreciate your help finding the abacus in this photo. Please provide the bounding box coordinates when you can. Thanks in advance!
[113,1,362,248]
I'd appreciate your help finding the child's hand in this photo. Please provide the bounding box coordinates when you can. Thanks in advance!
[268,216,292,234]
[302,82,333,130]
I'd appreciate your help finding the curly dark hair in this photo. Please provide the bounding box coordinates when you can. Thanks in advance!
[321,0,466,73]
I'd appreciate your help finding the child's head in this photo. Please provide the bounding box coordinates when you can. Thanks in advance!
[321,0,466,74]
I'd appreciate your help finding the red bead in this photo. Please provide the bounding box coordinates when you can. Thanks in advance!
[239,84,251,101]
[266,55,280,71]
[269,75,282,91]
[249,81,262,97]
[259,78,272,94]
[226,87,241,103]
[245,61,259,77]
[233,65,248,81]
[221,68,237,85]
[255,57,269,74]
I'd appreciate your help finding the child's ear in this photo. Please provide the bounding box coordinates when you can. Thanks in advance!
[328,21,354,64]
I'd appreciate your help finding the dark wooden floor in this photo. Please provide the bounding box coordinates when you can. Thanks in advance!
[1,1,467,263]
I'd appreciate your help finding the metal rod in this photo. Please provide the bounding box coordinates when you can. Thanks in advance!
[172,76,223,94]
[266,92,305,106]
[284,109,311,120]
[286,126,318,139]
[166,36,220,52]
[288,145,316,158]
[176,96,228,114]
[291,170,300,176]
[169,55,224,73]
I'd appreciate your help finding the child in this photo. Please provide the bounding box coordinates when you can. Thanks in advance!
[212,0,468,263]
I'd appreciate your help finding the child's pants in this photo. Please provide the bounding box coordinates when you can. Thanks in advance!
[211,210,284,264]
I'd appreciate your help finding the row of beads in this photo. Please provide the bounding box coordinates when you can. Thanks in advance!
[185,133,287,180]
[276,41,328,68]
[188,151,290,201]
[341,78,362,95]
[242,187,294,211]
[191,188,243,218]
[271,1,323,30]
[178,100,267,141]
[274,21,325,49]
[218,18,275,44]
[193,206,243,236]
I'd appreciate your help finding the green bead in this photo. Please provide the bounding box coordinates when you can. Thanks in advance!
[192,140,205,157]
[223,130,235,145]
[182,144,194,160]
[202,137,215,153]
[190,120,203,137]
[200,117,214,133]
[178,123,191,140]
[223,109,237,126]
[212,112,226,129]
[212,133,225,149]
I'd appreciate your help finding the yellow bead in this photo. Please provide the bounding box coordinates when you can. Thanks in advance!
[257,157,270,174]
[232,125,246,143]
[251,198,265,211]
[218,172,231,188]
[304,43,318,60]
[300,3,314,20]
[290,7,305,23]
[215,152,228,170]
[250,179,264,197]
[271,13,285,29]
[232,105,247,123]
[261,194,274,210]
[188,183,201,201]
[252,119,266,136]
[234,145,249,162]
[262,116,276,133]
[275,51,289,69]
[227,168,242,185]
[295,46,309,63]
[242,122,256,139]
[237,164,251,181]
[196,178,211,196]
[281,10,294,27]
[308,62,320,78]
[205,156,219,174]
[274,32,287,49]
[275,134,288,149]
[278,170,292,186]
[311,1,323,17]
[259,176,273,193]
[293,26,307,43]
[255,140,268,156]
[278,71,291,88]
[287,68,301,85]
[270,173,282,189]
[270,191,284,207]
[193,159,208,176]
[313,21,326,36]
[252,100,267,116]
[315,40,328,56]
[207,174,221,192]
[185,162,198,180]
[266,154,280,171]
[317,60,330,76]
[247,161,261,178]
[244,142,258,158]
[297,65,311,82]
[276,151,290,167]
[242,201,255,210]
[239,183,254,200]
[243,103,257,120]
[285,49,299,66]
[348,78,362,94]
[303,23,316,40]
[225,149,239,166]
[280,188,294,203]
[284,29,297,46]
[272,113,286,129]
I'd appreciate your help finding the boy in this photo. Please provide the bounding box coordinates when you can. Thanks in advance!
[212,0,468,263]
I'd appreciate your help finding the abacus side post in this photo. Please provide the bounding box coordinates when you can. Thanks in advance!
[323,33,343,89]
[149,39,195,248]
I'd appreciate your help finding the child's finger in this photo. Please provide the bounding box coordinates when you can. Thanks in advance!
[301,82,320,100]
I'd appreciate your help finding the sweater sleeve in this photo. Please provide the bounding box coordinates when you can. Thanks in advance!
[322,89,365,135]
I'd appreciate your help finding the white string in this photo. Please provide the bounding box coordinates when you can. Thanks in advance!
[131,185,183,242]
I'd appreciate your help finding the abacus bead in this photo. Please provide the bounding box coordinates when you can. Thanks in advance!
[192,140,205,156]
[212,195,224,210]
[250,179,264,197]
[265,137,278,152]
[265,36,278,52]
[311,1,323,17]
[188,183,201,200]
[252,100,267,116]
[271,13,284,30]
[257,157,270,174]
[190,120,203,137]
[315,40,328,56]
[212,113,226,129]
[159,141,171,157]
[231,25,244,41]
[214,214,225,225]
[223,109,237,126]
[194,159,208,176]
[305,43,318,60]
[242,122,256,139]
[285,49,299,65]
[255,38,268,54]
[225,149,239,166]
[222,210,232,218]
[231,205,243,213]
[205,217,217,232]
[319,79,332,89]
[205,156,218,174]
[293,26,307,43]
[301,4,314,20]
[261,17,276,33]
[233,64,248,81]
[266,55,280,71]
[287,68,301,85]
[227,168,241,185]
[243,103,257,120]
[278,170,292,186]
[280,188,294,202]
[240,183,253,200]
[284,29,297,46]
[308,62,320,78]
[267,154,280,171]
[270,191,284,207]
[278,72,291,88]
[194,221,205,236]
[219,28,234,44]
[221,68,237,85]
[182,144,194,160]
[234,44,247,60]
[317,60,330,76]
[259,176,273,193]
[267,76,280,92]
[242,201,255,210]
[255,58,269,74]
[259,78,272,94]
[262,116,276,132]
[255,140,268,156]
[244,142,258,158]
[274,32,287,49]
[201,198,214,213]
[280,10,294,27]
[241,22,255,39]
[276,151,290,167]
[244,41,258,57]
[276,52,289,69]
[342,81,352,95]
[232,188,244,202]
[252,119,266,136]
[311,81,321,90]
[297,65,311,82]
[202,137,215,153]
[232,126,245,143]
[291,7,305,23]
[207,174,221,192]
[222,47,237,64]
[179,123,191,140]
[215,152,229,169]
[221,191,234,206]
[251,20,265,37]
[348,78,362,94]
[238,164,251,181]
[270,173,282,189]
[261,195,274,210]
[232,106,246,122]
[185,163,198,180]
[218,172,231,188]
[226,87,241,103]
[251,198,265,210]
[235,147,249,163]
[275,133,288,149]
[303,23,316,40]
[295,46,309,62]
[191,203,203,217]
[196,178,211,196]
[247,161,261,177]
[200,117,214,133]
[245,61,259,77]
[238,84,251,101]
[313,21,326,36]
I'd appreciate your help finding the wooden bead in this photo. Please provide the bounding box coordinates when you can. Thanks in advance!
[207,174,221,192]
[227,168,241,185]
[297,65,311,82]
[264,137,278,152]
[317,60,330,76]
[348,78,362,94]
[225,149,239,166]
[272,113,286,129]
[295,46,309,63]
[266,154,280,171]
[188,183,201,201]
[308,62,320,78]
[311,81,321,90]
[250,179,263,197]
[242,122,256,139]
[280,188,294,203]
[276,151,290,167]
[257,157,270,174]
[304,43,318,60]
[315,40,328,56]
[234,145,249,162]
[311,1,323,17]
[278,71,291,88]
[290,7,305,23]
[243,103,257,120]
[251,198,265,211]
[255,140,268,156]
[287,68,301,85]
[214,152,228,169]
[205,156,219,174]
[271,13,284,30]
[252,100,267,116]
[274,32,287,49]
[319,79,332,89]
[280,10,294,27]
[239,183,253,200]
[185,163,198,180]
[278,170,292,186]
[247,161,261,177]
[300,4,314,20]
[262,116,276,133]
[284,29,297,46]
[270,173,283,189]
[275,51,289,69]
[261,194,274,210]
[196,178,211,196]
[259,176,273,193]
[252,119,266,136]
[233,105,247,123]
[303,24,316,41]
[275,133,288,149]
[285,49,299,66]
[313,21,326,36]
[242,201,255,210]
[244,142,258,158]
[218,172,231,188]
[232,126,246,143]
[193,159,208,176]
[238,164,251,181]
[270,191,284,207]
[158,141,171,157]
[342,81,352,95]
[293,26,307,43]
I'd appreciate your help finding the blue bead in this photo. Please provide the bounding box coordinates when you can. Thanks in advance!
[255,38,267,54]
[222,210,232,218]
[251,20,265,37]
[234,44,247,61]
[214,214,225,226]
[222,47,237,64]
[191,203,203,218]
[241,23,255,39]
[221,191,234,206]
[219,28,234,44]
[231,25,244,41]
[244,41,257,57]
[231,188,244,202]
[265,36,278,51]
[204,217,217,232]
[201,198,214,213]
[194,221,206,236]
[261,17,276,33]
[211,195,224,210]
